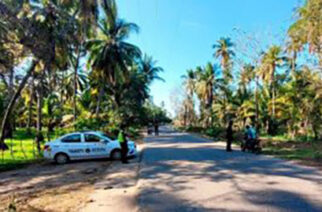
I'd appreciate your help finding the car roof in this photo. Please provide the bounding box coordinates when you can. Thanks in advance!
[79,131,100,133]
[61,131,102,136]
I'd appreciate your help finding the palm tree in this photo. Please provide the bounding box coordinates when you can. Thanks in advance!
[238,64,255,94]
[258,45,287,134]
[182,69,195,98]
[181,69,196,126]
[213,37,235,82]
[0,60,38,148]
[141,54,164,85]
[288,0,322,63]
[195,63,223,127]
[236,64,255,127]
[286,34,304,77]
[109,58,164,127]
[87,0,141,114]
[259,46,286,114]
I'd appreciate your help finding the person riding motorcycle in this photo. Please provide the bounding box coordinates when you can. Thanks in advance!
[242,125,259,152]
[245,125,256,140]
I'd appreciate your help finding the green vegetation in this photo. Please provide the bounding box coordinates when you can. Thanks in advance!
[1,129,41,171]
[1,128,78,171]
[175,0,322,163]
[0,0,170,170]
[176,0,321,138]
[262,140,322,163]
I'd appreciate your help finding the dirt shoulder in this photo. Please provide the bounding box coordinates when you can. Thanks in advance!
[80,144,144,212]
[0,160,112,212]
[0,133,146,212]
[0,142,144,212]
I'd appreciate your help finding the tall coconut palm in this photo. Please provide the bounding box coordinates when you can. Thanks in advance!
[87,0,141,114]
[181,69,196,126]
[195,63,223,127]
[238,64,255,94]
[109,58,164,127]
[141,54,164,85]
[289,0,322,62]
[286,34,304,77]
[182,69,195,98]
[213,37,235,82]
[258,45,287,134]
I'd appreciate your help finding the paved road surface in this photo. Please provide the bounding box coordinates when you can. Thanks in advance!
[137,126,322,212]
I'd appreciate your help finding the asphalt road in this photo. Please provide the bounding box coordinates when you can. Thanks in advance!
[137,126,322,212]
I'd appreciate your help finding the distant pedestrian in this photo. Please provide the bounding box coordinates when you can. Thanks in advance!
[118,126,129,164]
[154,123,159,136]
[226,120,233,152]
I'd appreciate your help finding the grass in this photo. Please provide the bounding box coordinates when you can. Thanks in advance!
[263,146,320,160]
[0,128,72,172]
[262,139,322,166]
[0,130,41,172]
[0,127,142,172]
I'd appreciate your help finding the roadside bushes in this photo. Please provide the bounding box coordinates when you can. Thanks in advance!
[75,118,107,131]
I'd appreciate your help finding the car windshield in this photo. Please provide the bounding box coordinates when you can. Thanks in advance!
[98,132,114,140]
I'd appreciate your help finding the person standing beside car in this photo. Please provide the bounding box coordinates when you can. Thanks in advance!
[118,126,129,164]
[226,120,233,152]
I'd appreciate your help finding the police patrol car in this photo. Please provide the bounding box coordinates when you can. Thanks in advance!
[43,131,137,164]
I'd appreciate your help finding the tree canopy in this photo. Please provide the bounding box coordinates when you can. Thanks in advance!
[0,0,169,151]
[176,0,322,139]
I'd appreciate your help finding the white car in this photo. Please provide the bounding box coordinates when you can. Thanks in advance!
[43,131,137,164]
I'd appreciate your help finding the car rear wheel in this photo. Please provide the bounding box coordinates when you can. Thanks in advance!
[55,153,69,164]
[111,149,122,160]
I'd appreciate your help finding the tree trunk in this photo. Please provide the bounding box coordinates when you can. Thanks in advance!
[183,104,187,127]
[95,87,104,118]
[73,48,81,125]
[4,69,15,139]
[268,65,276,135]
[291,51,297,78]
[35,77,44,155]
[27,77,35,135]
[255,76,260,131]
[8,68,14,97]
[271,74,276,118]
[0,60,38,146]
[312,125,319,140]
[272,84,276,118]
[59,70,66,125]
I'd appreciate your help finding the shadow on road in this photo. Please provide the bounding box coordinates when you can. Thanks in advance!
[138,129,322,211]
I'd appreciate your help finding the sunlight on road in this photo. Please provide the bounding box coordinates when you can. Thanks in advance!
[137,127,322,211]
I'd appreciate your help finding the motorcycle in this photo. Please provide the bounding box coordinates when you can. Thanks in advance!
[241,138,262,154]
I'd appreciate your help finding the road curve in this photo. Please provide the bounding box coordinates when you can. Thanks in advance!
[137,126,322,212]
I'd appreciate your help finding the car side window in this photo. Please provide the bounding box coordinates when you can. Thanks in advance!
[84,134,101,143]
[61,134,81,143]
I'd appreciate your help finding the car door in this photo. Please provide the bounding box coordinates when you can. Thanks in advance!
[84,133,108,158]
[61,133,85,159]
[96,132,119,157]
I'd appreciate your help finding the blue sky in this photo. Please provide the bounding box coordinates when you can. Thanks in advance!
[116,0,302,115]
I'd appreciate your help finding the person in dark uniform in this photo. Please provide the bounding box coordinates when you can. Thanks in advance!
[154,123,159,136]
[226,120,233,152]
[118,126,129,164]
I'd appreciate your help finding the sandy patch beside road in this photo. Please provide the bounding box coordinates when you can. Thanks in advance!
[0,160,111,211]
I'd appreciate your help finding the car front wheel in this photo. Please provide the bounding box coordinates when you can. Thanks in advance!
[55,153,69,164]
